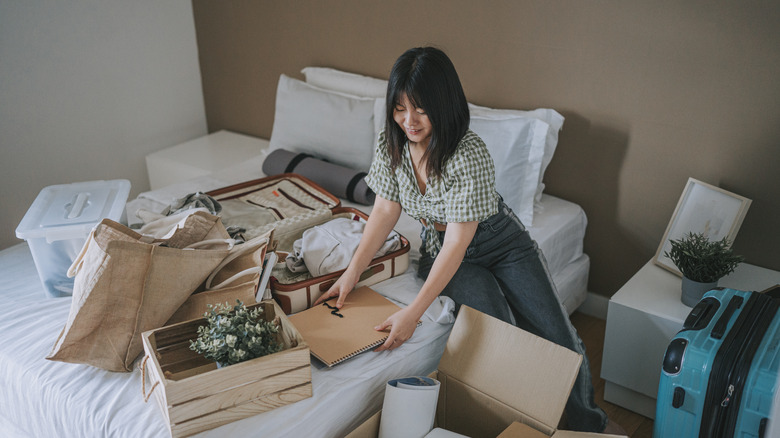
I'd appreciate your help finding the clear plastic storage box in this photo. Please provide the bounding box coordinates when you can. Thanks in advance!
[15,179,131,298]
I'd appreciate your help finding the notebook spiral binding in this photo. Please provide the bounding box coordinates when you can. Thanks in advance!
[328,321,422,366]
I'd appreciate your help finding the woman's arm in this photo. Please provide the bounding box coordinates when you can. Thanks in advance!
[313,195,402,308]
[374,220,478,351]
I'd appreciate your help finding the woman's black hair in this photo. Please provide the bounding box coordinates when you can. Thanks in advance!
[385,47,470,179]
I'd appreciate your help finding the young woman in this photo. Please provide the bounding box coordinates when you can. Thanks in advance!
[314,47,622,434]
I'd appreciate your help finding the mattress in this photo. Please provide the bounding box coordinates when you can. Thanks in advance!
[0,149,590,437]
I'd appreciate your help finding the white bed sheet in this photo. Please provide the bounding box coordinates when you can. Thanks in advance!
[0,150,590,437]
[0,241,451,438]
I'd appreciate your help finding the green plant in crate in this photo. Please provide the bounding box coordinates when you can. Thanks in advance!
[190,300,283,367]
[664,232,744,283]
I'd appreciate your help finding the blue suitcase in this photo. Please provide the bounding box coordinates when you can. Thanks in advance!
[654,287,780,438]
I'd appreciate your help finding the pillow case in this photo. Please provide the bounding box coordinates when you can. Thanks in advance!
[301,67,387,98]
[469,115,549,226]
[469,103,564,206]
[302,67,388,145]
[269,74,377,172]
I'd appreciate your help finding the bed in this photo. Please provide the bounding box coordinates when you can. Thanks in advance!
[0,68,589,437]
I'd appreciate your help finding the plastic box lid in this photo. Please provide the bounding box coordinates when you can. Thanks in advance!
[16,179,131,243]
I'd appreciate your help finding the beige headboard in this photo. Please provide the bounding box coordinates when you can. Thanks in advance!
[191,0,780,298]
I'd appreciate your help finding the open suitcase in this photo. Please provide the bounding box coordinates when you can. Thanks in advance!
[654,287,780,438]
[206,173,410,314]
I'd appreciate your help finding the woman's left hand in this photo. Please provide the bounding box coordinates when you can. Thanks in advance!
[373,307,420,352]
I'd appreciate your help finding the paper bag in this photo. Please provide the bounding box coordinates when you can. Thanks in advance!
[167,229,274,324]
[47,211,232,372]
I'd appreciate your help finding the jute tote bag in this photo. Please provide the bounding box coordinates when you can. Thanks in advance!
[48,211,232,372]
[166,229,274,324]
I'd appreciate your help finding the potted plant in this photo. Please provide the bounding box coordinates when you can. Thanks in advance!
[664,232,744,306]
[190,300,284,367]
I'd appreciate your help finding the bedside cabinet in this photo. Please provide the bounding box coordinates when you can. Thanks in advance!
[146,130,269,190]
[601,260,780,419]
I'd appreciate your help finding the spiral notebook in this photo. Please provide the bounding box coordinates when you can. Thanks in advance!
[288,286,414,367]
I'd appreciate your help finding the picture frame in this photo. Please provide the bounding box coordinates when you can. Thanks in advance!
[654,177,752,276]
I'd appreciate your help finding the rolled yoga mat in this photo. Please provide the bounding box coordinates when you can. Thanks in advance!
[262,148,376,205]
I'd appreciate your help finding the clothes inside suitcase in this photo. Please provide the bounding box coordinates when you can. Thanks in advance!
[655,288,780,438]
[207,173,410,314]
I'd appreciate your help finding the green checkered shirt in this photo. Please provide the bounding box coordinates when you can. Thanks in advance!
[366,129,499,257]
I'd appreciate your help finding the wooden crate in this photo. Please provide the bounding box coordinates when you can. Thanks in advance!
[141,300,311,437]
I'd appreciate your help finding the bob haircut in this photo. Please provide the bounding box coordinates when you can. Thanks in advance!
[385,47,470,179]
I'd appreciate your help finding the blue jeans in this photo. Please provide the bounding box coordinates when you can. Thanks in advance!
[417,201,608,433]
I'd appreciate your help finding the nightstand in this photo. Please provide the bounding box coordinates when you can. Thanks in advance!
[601,260,780,419]
[145,130,269,190]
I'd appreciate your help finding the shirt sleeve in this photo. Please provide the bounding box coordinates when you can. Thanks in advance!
[364,130,400,203]
[443,135,499,223]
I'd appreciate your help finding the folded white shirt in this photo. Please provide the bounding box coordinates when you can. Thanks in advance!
[286,217,401,277]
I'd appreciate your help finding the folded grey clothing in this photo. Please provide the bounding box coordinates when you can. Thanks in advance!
[131,192,223,230]
[224,226,247,242]
[286,217,401,277]
[262,148,375,205]
[162,192,222,216]
[272,259,314,285]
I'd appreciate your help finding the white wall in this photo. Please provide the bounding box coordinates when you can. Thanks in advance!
[0,0,207,250]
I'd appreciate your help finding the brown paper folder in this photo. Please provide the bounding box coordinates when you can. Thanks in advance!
[288,286,408,367]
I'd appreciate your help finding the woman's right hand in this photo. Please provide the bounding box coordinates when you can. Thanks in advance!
[312,268,360,308]
[312,196,402,309]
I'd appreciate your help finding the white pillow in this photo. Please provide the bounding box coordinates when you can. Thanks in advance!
[373,98,387,145]
[469,103,564,206]
[298,67,563,220]
[269,74,377,172]
[301,67,388,141]
[301,67,388,98]
[470,115,549,226]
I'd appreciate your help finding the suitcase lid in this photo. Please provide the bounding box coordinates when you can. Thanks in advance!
[207,173,340,211]
[206,173,342,247]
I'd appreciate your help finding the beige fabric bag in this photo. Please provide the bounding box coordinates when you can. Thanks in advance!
[47,211,232,372]
[166,229,274,324]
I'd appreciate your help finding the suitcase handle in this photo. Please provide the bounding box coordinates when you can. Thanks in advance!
[711,295,744,339]
[683,297,720,331]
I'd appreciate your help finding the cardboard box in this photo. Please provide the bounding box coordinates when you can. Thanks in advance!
[496,421,626,438]
[346,305,627,438]
[141,299,311,437]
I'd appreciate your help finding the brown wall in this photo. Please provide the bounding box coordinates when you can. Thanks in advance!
[191,0,780,297]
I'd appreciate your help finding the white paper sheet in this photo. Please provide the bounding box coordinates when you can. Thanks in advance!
[379,376,441,438]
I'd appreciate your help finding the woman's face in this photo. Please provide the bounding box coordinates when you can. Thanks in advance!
[393,93,432,148]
